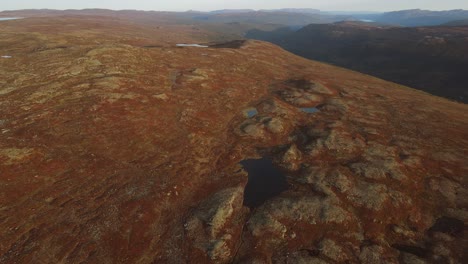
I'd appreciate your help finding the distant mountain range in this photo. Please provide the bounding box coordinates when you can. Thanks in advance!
[259,8,321,14]
[210,9,321,14]
[198,8,468,27]
[206,8,468,27]
[357,9,468,26]
[209,9,256,14]
[190,11,344,26]
[247,21,468,102]
[443,19,468,26]
[0,8,347,27]
[2,8,468,27]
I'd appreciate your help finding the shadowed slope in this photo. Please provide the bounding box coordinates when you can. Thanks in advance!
[247,22,468,103]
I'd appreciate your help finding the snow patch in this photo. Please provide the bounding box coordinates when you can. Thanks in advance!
[0,17,22,21]
[176,44,209,48]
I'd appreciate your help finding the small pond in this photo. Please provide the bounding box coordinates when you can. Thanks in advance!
[301,107,320,113]
[245,108,258,118]
[241,158,288,208]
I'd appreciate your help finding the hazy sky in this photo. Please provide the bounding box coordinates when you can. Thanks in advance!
[1,0,467,12]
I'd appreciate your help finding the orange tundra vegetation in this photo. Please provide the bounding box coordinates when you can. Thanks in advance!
[0,14,467,263]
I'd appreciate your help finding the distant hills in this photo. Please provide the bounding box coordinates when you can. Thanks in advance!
[2,8,468,27]
[0,8,346,27]
[210,9,321,14]
[443,19,468,26]
[190,11,344,26]
[209,9,255,14]
[188,8,468,27]
[259,8,321,14]
[247,22,468,102]
[357,9,468,26]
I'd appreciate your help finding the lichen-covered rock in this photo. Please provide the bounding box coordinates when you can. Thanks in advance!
[400,253,428,264]
[428,177,462,207]
[309,83,335,95]
[275,252,330,264]
[248,195,355,249]
[350,159,407,181]
[326,169,354,193]
[185,187,246,263]
[265,118,285,134]
[307,125,366,159]
[281,144,302,171]
[208,234,233,262]
[319,239,348,262]
[359,245,395,264]
[348,181,389,210]
[238,122,265,138]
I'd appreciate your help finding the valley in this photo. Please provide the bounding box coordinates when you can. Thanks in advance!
[247,22,468,103]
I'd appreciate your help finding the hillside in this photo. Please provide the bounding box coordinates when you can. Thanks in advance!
[0,9,348,43]
[0,15,467,263]
[247,22,468,103]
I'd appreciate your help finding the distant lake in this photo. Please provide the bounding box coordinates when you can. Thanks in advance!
[359,19,374,22]
[0,17,22,21]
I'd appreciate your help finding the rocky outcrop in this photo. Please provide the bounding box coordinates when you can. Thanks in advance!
[185,187,247,263]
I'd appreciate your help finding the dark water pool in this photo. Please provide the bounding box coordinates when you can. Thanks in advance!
[241,158,288,208]
[210,40,246,49]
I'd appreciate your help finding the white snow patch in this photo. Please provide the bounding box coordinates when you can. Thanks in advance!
[1,56,12,59]
[0,17,23,21]
[176,44,209,48]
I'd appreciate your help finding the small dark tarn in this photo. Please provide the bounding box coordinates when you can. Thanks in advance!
[35,46,68,52]
[301,107,319,113]
[142,45,163,48]
[209,40,246,49]
[241,158,288,208]
[429,216,464,236]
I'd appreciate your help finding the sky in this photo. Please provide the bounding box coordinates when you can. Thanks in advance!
[1,0,467,12]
